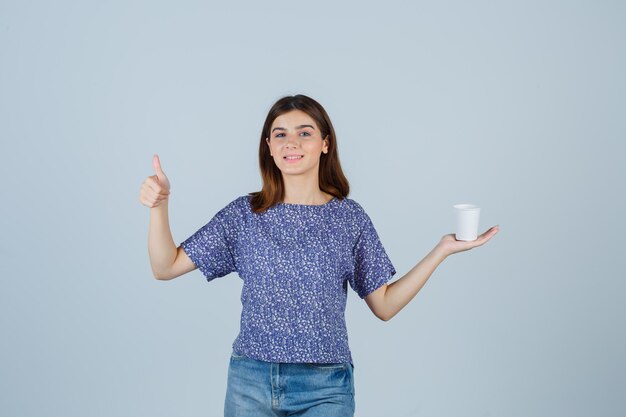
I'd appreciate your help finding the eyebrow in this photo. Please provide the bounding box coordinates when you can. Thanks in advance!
[271,124,316,133]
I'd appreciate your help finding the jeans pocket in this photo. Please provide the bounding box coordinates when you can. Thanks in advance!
[230,350,247,360]
[304,362,348,371]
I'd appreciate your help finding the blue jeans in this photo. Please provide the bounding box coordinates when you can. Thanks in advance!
[224,351,355,416]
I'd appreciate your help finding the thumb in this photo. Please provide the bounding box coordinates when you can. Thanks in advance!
[152,154,166,182]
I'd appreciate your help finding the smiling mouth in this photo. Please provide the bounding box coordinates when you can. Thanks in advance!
[284,155,303,160]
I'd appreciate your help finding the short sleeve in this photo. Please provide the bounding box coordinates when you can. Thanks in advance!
[180,211,236,282]
[349,212,396,299]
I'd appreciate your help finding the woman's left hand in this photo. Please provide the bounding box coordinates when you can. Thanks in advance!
[436,225,500,258]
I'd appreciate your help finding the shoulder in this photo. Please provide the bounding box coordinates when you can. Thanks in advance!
[339,197,364,211]
[231,195,252,210]
[221,195,251,210]
[212,195,252,221]
[333,197,373,230]
[337,197,368,218]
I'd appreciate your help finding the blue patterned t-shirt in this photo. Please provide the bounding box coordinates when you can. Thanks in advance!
[180,195,396,364]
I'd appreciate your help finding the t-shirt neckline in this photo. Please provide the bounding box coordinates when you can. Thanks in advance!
[277,196,337,208]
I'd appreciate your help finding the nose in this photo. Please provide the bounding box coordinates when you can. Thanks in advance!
[285,134,300,147]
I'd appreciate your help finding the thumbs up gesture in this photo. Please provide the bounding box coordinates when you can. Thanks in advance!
[139,154,172,208]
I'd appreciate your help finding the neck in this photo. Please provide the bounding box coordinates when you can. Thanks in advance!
[281,175,330,205]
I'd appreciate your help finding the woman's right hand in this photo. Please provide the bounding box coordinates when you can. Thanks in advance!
[139,154,171,208]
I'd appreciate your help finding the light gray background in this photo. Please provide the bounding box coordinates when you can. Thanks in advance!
[1,1,625,416]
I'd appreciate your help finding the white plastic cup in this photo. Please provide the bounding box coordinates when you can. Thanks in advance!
[454,204,481,241]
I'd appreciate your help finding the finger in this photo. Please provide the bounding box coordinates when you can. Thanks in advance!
[144,180,167,196]
[153,154,166,182]
[146,176,170,195]
[153,154,162,172]
[474,226,499,246]
[479,225,499,238]
[155,192,170,200]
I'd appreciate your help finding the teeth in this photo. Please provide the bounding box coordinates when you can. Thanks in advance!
[285,156,302,159]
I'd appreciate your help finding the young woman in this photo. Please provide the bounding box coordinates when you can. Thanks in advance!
[139,94,499,416]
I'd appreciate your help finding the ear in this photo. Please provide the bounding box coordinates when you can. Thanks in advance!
[266,137,272,156]
[322,135,329,153]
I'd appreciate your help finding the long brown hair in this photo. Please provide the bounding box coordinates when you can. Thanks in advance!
[249,94,350,213]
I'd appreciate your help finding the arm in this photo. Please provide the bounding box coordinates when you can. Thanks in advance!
[148,200,197,280]
[148,202,197,280]
[140,154,196,281]
[365,225,499,321]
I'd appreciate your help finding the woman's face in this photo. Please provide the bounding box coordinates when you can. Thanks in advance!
[265,110,329,178]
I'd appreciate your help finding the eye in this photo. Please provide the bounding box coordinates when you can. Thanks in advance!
[275,133,285,138]
[300,131,311,137]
